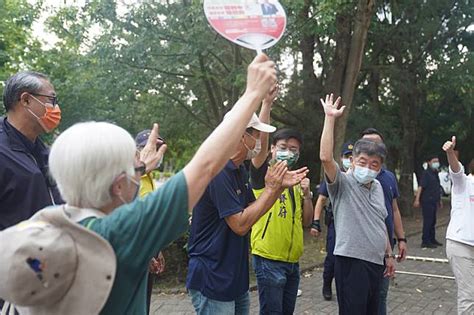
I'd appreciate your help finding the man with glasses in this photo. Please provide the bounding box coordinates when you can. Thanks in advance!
[0,71,63,231]
[0,71,63,310]
[320,94,395,314]
[249,128,313,314]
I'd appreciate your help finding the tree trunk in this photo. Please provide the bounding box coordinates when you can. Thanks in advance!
[333,0,375,155]
[397,69,418,217]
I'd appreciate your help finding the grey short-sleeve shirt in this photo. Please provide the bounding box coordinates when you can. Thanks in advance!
[326,166,388,265]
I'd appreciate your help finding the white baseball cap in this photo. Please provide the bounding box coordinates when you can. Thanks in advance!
[246,113,276,133]
[224,111,276,133]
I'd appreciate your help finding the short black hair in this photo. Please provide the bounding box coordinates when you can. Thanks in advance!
[425,154,438,162]
[360,128,385,142]
[353,139,387,162]
[2,71,49,112]
[271,128,303,146]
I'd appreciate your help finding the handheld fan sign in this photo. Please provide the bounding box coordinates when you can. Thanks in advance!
[203,0,287,54]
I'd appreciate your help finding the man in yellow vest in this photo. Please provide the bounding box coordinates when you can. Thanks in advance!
[250,128,313,314]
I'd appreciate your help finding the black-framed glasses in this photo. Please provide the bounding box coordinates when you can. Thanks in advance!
[134,164,146,176]
[30,93,59,106]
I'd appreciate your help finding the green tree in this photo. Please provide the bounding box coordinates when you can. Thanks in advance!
[0,0,41,115]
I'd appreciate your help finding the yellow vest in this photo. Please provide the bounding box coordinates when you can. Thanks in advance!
[139,173,156,198]
[251,185,304,263]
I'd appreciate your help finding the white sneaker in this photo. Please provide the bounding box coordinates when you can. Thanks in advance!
[297,289,302,297]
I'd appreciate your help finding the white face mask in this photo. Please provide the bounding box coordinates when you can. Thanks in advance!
[353,165,379,184]
[246,138,261,160]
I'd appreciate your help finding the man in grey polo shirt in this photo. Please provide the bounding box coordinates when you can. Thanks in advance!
[319,93,395,315]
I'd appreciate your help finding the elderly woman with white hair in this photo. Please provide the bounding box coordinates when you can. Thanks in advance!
[0,54,292,315]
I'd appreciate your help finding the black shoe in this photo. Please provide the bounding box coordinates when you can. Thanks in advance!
[322,281,332,301]
[433,240,443,246]
[421,243,437,248]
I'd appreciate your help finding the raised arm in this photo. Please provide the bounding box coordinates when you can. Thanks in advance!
[442,136,461,173]
[320,93,345,183]
[183,54,276,211]
[252,86,278,169]
[310,194,327,237]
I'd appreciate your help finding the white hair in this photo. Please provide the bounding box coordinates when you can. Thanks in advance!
[49,121,136,209]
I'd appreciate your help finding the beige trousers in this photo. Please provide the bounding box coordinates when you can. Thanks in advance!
[446,239,474,315]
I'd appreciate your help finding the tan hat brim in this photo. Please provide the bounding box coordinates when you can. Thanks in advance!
[17,207,116,315]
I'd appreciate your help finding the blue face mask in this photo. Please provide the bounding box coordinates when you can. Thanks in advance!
[353,165,379,184]
[342,158,351,171]
[431,162,440,170]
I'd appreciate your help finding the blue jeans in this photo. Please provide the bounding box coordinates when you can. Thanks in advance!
[253,255,300,315]
[378,276,390,315]
[188,289,249,315]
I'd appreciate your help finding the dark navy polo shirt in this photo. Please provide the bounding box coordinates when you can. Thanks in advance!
[420,168,441,203]
[0,117,62,230]
[186,160,256,301]
[318,180,329,197]
[376,168,400,246]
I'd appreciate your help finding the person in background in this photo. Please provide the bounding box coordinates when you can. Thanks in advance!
[414,155,442,248]
[135,129,167,315]
[311,141,353,301]
[250,127,313,314]
[442,137,474,314]
[360,128,407,315]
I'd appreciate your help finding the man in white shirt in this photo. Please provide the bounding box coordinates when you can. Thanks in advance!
[442,136,474,314]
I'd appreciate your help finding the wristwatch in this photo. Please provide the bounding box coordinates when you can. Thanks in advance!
[384,253,395,259]
[304,191,313,200]
[397,238,407,243]
[311,219,321,232]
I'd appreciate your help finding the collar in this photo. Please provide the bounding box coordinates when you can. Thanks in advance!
[225,160,239,171]
[63,205,107,223]
[2,117,39,152]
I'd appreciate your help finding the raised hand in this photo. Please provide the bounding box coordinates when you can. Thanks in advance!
[263,84,278,107]
[245,54,277,100]
[282,167,309,188]
[140,123,168,173]
[264,160,288,191]
[300,177,310,196]
[320,93,345,118]
[442,136,456,152]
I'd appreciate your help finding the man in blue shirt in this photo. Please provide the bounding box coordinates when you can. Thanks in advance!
[414,155,442,248]
[186,114,308,315]
[0,71,63,230]
[360,128,408,315]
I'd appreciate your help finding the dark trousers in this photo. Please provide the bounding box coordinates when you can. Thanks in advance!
[146,273,155,315]
[421,200,438,244]
[253,255,300,315]
[323,221,336,283]
[334,255,384,315]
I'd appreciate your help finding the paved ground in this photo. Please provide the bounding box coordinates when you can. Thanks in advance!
[151,224,457,314]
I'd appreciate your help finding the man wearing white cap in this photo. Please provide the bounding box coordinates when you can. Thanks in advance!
[186,112,308,315]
